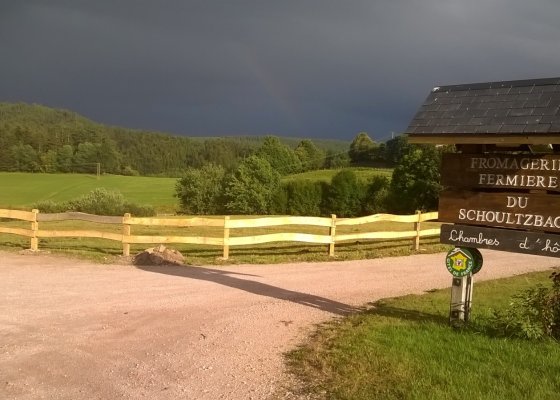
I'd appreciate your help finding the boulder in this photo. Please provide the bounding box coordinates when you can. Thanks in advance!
[133,244,185,266]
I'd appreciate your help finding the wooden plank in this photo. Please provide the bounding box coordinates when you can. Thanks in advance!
[441,224,560,258]
[336,230,418,242]
[0,227,34,237]
[335,229,438,242]
[418,228,441,237]
[336,213,419,226]
[37,230,122,241]
[228,233,331,246]
[37,212,122,224]
[408,134,560,145]
[419,211,439,222]
[128,217,224,227]
[226,216,331,229]
[125,235,223,246]
[441,153,560,192]
[0,209,36,221]
[439,190,560,232]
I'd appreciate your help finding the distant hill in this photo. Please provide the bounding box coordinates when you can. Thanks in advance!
[0,102,350,176]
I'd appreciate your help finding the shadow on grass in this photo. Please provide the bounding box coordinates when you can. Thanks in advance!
[366,301,449,325]
[135,263,357,316]
[365,301,507,339]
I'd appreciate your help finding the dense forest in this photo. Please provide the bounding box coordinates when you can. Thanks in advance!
[0,103,354,176]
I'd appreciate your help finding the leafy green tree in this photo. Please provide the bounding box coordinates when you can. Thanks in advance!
[224,156,281,214]
[73,142,98,173]
[324,169,365,217]
[324,149,350,169]
[40,149,58,172]
[383,135,411,165]
[389,146,441,213]
[56,145,74,172]
[349,132,376,164]
[295,140,325,171]
[256,136,302,175]
[97,137,120,173]
[10,144,40,172]
[175,163,226,215]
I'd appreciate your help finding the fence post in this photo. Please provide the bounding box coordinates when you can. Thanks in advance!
[329,214,337,257]
[413,210,422,251]
[30,209,39,251]
[223,216,230,260]
[122,213,131,256]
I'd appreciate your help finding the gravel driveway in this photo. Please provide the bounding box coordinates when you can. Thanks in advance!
[1,250,558,399]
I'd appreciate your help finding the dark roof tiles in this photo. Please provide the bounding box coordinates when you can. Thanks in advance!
[405,77,560,136]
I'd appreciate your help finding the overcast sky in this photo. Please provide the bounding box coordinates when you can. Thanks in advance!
[1,1,560,141]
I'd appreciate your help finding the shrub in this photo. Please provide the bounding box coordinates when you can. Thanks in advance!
[33,188,157,217]
[121,166,140,176]
[323,169,365,217]
[31,200,68,213]
[123,202,156,217]
[286,180,324,216]
[66,188,126,216]
[362,175,390,215]
[491,271,560,340]
[269,185,288,215]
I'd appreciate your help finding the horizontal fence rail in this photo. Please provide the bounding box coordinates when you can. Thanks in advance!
[0,209,441,259]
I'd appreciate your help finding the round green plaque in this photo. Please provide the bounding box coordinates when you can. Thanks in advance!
[445,247,476,277]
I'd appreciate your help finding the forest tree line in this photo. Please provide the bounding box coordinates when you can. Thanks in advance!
[0,103,408,176]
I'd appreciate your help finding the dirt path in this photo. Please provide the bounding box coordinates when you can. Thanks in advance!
[1,250,558,400]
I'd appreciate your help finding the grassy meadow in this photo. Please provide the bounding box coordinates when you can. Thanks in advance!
[0,172,178,212]
[287,269,560,400]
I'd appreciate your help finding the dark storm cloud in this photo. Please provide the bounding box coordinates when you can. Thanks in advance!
[1,1,560,140]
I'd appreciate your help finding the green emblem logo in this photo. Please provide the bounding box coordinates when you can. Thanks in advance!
[445,247,475,277]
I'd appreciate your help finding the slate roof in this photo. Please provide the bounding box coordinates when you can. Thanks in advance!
[405,77,560,141]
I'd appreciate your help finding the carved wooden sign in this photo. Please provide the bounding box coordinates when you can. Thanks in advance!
[438,190,560,232]
[441,224,560,258]
[441,153,560,192]
[439,152,560,258]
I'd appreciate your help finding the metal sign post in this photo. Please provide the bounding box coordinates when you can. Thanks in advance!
[445,247,482,326]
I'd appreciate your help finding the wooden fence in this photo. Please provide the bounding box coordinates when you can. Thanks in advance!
[0,209,440,259]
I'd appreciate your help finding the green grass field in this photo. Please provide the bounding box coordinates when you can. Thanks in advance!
[287,269,560,400]
[282,167,393,183]
[0,172,178,212]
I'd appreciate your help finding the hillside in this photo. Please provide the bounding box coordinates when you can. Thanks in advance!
[0,102,350,176]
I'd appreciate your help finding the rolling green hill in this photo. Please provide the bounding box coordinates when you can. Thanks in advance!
[0,102,350,176]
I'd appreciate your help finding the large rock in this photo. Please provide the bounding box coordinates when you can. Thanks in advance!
[133,244,185,266]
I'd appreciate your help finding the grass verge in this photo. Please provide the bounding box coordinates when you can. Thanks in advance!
[286,269,560,400]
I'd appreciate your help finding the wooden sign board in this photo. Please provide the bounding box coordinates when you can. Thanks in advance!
[441,153,560,192]
[438,190,560,232]
[441,224,560,258]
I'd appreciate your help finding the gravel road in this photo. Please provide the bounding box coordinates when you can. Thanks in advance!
[1,250,558,399]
